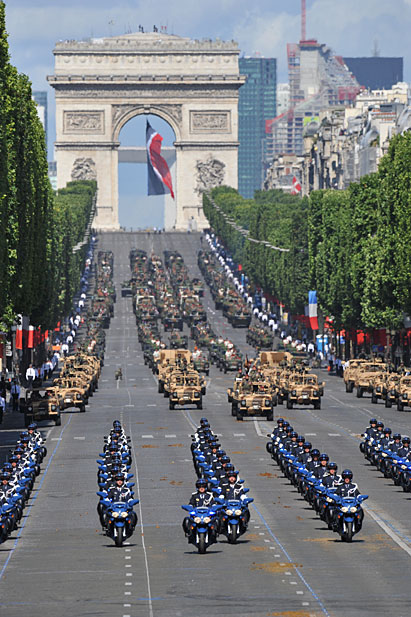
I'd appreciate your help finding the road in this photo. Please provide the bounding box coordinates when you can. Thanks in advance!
[0,230,410,617]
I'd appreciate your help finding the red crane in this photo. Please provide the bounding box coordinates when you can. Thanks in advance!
[301,0,306,42]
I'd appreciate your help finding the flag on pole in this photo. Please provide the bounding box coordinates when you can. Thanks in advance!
[308,290,319,330]
[27,325,35,349]
[291,176,302,195]
[146,121,174,199]
[15,315,23,350]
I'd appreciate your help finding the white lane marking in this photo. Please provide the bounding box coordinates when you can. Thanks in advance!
[147,404,156,407]
[233,433,245,437]
[116,379,119,390]
[142,435,153,439]
[101,379,108,383]
[253,419,264,437]
[305,433,317,436]
[364,506,411,559]
[328,433,341,437]
[125,564,131,568]
[45,429,52,439]
[285,571,291,576]
[128,410,154,617]
[258,532,265,536]
[129,378,136,381]
[264,539,270,543]
[51,438,62,441]
[124,592,131,595]
[126,573,133,577]
[297,591,304,595]
[125,556,131,560]
[165,434,177,438]
[73,436,85,440]
[125,404,135,407]
[125,582,132,586]
[290,581,297,585]
[302,602,310,606]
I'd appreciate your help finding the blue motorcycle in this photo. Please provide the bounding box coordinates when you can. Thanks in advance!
[181,504,221,553]
[332,494,368,542]
[97,492,139,547]
[220,497,254,543]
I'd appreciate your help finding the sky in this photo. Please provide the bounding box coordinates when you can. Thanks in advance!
[4,0,411,227]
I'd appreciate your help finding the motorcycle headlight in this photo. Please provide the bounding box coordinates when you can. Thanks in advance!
[112,511,119,518]
[350,507,357,513]
[121,511,128,518]
[401,465,407,470]
[326,497,333,503]
[226,509,233,515]
[341,507,348,513]
[203,516,211,523]
[194,516,201,523]
[28,406,33,411]
[382,453,387,457]
[265,399,271,406]
[235,509,242,515]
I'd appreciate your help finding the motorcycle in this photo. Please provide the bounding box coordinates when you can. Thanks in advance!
[220,497,253,543]
[332,494,368,542]
[97,492,139,547]
[181,504,221,554]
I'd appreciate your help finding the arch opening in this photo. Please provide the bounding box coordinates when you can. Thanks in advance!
[118,113,176,231]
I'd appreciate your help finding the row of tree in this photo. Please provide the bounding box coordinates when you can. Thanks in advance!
[203,131,411,333]
[0,2,95,331]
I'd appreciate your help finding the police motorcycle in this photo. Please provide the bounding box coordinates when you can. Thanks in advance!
[219,490,254,544]
[181,502,222,554]
[330,493,368,542]
[97,490,139,546]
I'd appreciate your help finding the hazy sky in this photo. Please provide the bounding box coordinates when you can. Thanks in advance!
[5,0,410,227]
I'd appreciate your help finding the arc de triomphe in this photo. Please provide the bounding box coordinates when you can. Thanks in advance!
[48,32,245,230]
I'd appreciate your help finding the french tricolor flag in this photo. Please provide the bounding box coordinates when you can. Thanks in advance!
[146,121,174,199]
[308,290,319,330]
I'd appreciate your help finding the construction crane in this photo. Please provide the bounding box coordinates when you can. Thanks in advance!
[301,0,306,42]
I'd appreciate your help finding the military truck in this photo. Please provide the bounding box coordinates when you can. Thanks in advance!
[396,376,411,411]
[286,374,323,409]
[230,381,274,422]
[20,387,61,426]
[169,373,203,410]
[354,363,387,398]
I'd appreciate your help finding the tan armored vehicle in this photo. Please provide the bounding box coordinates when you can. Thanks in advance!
[20,387,61,426]
[157,349,192,393]
[354,363,387,398]
[396,376,411,411]
[230,380,274,422]
[344,358,378,393]
[383,374,401,408]
[169,373,203,410]
[54,377,88,412]
[371,372,391,405]
[286,373,323,409]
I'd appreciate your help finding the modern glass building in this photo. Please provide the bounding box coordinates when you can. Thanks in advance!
[32,91,48,148]
[238,57,277,199]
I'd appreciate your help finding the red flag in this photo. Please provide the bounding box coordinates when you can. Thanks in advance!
[146,121,174,199]
[27,326,35,349]
[16,315,23,350]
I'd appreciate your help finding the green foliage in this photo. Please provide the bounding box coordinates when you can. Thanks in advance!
[204,131,411,334]
[203,188,309,314]
[0,2,95,330]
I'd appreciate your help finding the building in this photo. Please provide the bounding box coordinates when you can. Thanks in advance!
[266,40,359,158]
[277,83,290,115]
[344,57,403,90]
[238,56,277,198]
[32,91,48,147]
[299,82,411,194]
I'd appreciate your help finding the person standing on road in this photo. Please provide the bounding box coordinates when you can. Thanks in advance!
[25,364,36,390]
[10,380,20,412]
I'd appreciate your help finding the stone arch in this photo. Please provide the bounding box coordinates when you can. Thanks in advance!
[48,32,245,230]
[112,104,181,143]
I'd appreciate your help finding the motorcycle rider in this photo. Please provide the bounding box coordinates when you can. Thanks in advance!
[189,478,215,507]
[335,469,361,498]
[314,453,330,479]
[363,419,378,440]
[298,441,312,465]
[321,462,342,488]
[306,449,321,474]
[270,418,285,438]
[221,470,246,501]
[397,436,411,458]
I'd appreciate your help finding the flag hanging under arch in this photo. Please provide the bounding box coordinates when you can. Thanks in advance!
[146,121,174,199]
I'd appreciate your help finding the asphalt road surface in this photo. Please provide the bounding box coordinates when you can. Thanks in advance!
[1,231,411,617]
